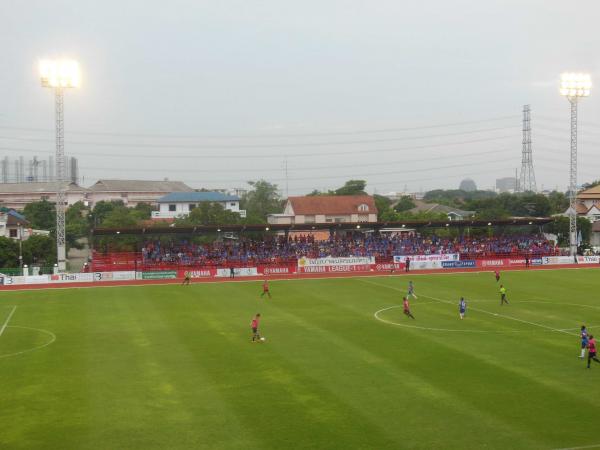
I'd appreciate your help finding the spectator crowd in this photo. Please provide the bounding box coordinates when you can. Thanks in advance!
[134,233,557,267]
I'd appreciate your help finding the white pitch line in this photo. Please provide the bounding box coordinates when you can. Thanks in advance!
[0,305,16,338]
[420,294,577,336]
[553,444,600,450]
[360,279,578,336]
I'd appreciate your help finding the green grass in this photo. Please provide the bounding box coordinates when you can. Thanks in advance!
[1,268,600,449]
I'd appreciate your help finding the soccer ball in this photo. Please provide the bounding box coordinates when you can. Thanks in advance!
[260,337,266,342]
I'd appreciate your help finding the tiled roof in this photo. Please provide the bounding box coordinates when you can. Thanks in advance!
[0,182,89,193]
[89,180,193,192]
[287,195,377,215]
[578,185,600,198]
[157,192,240,203]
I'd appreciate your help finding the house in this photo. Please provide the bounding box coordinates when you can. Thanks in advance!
[152,192,246,219]
[0,209,30,239]
[0,182,89,210]
[267,195,378,225]
[572,185,600,223]
[88,179,193,208]
[407,200,475,221]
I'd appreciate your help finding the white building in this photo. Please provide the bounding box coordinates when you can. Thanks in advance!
[0,182,90,210]
[0,209,29,239]
[152,192,246,219]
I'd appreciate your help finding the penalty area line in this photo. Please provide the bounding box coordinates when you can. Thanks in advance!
[0,305,16,338]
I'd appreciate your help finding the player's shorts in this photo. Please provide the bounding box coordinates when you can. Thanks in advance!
[590,351,597,358]
[460,309,466,314]
[403,309,410,314]
[501,294,506,300]
[263,289,269,292]
[582,341,589,349]
[252,327,258,333]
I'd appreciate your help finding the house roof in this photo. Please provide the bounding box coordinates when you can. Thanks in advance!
[578,185,600,199]
[0,209,29,226]
[408,200,475,216]
[287,195,377,215]
[89,179,193,193]
[0,182,89,194]
[6,210,29,226]
[157,192,240,203]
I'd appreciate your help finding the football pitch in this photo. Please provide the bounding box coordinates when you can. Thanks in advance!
[1,268,600,450]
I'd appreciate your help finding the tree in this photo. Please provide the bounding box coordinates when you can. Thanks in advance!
[241,180,282,223]
[66,201,90,250]
[0,237,18,268]
[547,191,569,214]
[546,216,592,247]
[23,200,56,231]
[374,194,399,221]
[334,179,367,196]
[394,196,416,212]
[22,235,56,266]
[176,202,241,226]
[91,200,125,226]
[581,179,600,190]
[131,202,155,221]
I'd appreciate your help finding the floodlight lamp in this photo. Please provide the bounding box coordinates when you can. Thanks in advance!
[560,72,592,98]
[40,59,80,88]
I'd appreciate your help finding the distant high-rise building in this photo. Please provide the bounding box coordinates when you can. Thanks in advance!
[459,178,477,192]
[496,177,517,193]
[0,155,79,183]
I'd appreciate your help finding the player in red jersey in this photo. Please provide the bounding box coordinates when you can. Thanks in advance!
[260,279,271,298]
[587,335,600,368]
[403,297,415,319]
[251,313,262,342]
[495,270,500,282]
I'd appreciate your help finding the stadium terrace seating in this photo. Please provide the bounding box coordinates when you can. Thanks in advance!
[92,234,559,272]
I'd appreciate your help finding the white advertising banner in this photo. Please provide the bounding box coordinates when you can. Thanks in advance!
[393,254,459,263]
[93,271,137,281]
[3,275,50,285]
[216,267,258,277]
[297,256,375,273]
[298,256,375,267]
[577,256,600,264]
[542,256,577,265]
[408,260,444,270]
[48,273,95,283]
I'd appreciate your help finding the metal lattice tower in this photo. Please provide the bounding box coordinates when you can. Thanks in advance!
[519,105,536,192]
[55,87,67,272]
[567,98,578,257]
[560,72,591,257]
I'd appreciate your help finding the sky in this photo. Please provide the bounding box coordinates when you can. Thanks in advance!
[1,0,599,196]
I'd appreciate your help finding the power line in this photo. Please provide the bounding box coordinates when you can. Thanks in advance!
[80,158,510,184]
[0,115,519,138]
[73,149,507,174]
[0,135,516,159]
[0,125,518,150]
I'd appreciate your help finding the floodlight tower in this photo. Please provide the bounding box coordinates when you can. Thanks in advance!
[560,73,592,257]
[40,60,80,272]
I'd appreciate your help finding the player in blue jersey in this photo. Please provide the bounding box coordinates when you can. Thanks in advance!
[407,281,418,299]
[580,325,589,358]
[459,297,467,320]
